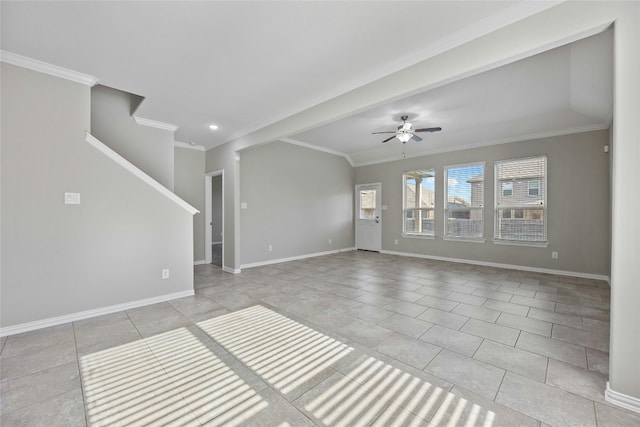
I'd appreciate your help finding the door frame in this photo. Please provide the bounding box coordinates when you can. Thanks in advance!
[355,182,382,252]
[205,170,224,266]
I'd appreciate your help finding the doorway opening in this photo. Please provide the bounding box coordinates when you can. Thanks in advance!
[205,170,224,268]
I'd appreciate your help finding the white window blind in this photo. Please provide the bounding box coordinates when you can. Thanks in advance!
[444,163,484,239]
[494,156,547,243]
[403,170,435,236]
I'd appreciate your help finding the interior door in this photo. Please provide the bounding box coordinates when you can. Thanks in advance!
[356,183,382,251]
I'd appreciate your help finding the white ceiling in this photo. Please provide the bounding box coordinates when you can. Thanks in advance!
[1,1,612,166]
[290,30,613,165]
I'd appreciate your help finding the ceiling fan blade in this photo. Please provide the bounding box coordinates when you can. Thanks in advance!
[414,127,442,133]
[381,135,397,143]
[372,131,396,134]
[412,134,423,142]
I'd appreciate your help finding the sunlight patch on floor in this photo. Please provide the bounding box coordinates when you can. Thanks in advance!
[80,327,267,426]
[198,305,496,426]
[198,305,353,396]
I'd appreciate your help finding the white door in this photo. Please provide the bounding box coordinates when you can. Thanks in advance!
[356,183,382,251]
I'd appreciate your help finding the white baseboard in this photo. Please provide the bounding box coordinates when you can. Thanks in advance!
[211,241,222,245]
[223,266,241,274]
[241,247,356,270]
[0,289,194,337]
[194,260,206,265]
[606,382,640,413]
[379,249,610,282]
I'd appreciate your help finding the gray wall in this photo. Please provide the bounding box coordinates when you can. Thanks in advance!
[212,175,223,243]
[355,130,610,276]
[174,147,205,262]
[239,141,354,266]
[91,84,175,191]
[1,63,194,328]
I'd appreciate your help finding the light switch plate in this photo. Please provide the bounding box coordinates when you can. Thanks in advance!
[241,202,248,209]
[64,193,81,205]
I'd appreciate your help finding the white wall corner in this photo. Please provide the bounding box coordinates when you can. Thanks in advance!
[133,116,178,132]
[194,260,206,266]
[0,50,98,86]
[606,382,640,414]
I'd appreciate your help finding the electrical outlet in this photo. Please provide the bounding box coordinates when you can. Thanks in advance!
[552,251,558,259]
[268,245,273,252]
[64,192,81,205]
[394,239,398,245]
[162,269,170,279]
[329,238,332,244]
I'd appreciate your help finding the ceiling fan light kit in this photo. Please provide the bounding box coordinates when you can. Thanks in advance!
[372,115,441,144]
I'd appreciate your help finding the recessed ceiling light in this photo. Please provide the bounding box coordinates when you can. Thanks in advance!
[209,124,219,130]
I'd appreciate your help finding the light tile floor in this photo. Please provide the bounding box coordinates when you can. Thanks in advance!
[2,251,639,426]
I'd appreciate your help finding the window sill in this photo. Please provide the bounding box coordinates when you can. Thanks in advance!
[402,233,436,240]
[442,237,486,244]
[493,239,549,248]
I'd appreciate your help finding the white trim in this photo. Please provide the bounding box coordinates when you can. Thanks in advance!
[85,133,199,215]
[402,234,436,240]
[379,249,610,282]
[280,138,354,166]
[175,141,205,151]
[223,266,241,274]
[492,240,549,248]
[339,247,357,253]
[606,382,640,414]
[442,237,486,244]
[212,241,223,245]
[241,248,355,270]
[194,260,206,266]
[133,116,178,132]
[0,290,194,337]
[0,50,98,86]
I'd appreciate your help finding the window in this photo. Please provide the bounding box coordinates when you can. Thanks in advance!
[502,182,513,197]
[444,163,484,239]
[495,156,547,243]
[359,189,376,220]
[403,169,435,236]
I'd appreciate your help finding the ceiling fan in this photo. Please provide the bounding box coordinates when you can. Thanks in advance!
[372,115,441,143]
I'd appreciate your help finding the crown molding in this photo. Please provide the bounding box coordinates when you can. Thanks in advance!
[175,141,205,151]
[0,50,98,86]
[353,124,609,167]
[133,116,178,132]
[280,138,354,166]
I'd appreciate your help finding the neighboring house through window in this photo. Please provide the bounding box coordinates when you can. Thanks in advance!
[444,163,484,239]
[494,156,547,243]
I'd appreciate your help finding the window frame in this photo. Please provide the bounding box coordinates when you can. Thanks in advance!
[493,155,548,246]
[443,161,485,242]
[402,169,436,238]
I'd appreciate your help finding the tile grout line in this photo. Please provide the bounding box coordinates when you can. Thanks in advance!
[71,321,90,427]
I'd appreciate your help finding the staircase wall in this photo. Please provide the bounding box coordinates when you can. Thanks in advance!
[1,63,194,332]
